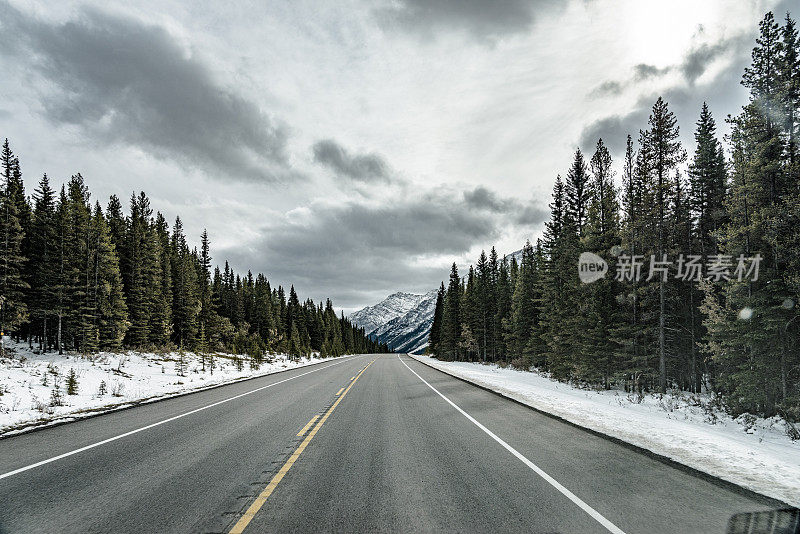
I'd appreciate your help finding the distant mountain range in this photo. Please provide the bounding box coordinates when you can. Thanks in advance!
[349,290,438,354]
[350,250,523,354]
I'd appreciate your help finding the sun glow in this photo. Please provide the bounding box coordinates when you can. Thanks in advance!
[622,1,727,67]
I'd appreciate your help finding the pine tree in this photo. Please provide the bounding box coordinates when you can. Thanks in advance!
[148,212,172,346]
[488,247,500,360]
[688,103,728,260]
[53,186,69,354]
[565,149,591,236]
[0,140,29,341]
[66,367,79,395]
[428,282,445,357]
[198,229,212,346]
[494,256,512,362]
[440,263,461,361]
[779,14,800,179]
[508,241,540,365]
[461,265,479,361]
[640,97,686,392]
[123,193,152,346]
[539,174,582,379]
[105,195,126,254]
[30,175,57,351]
[65,175,95,352]
[475,250,491,360]
[91,203,128,349]
[171,216,199,349]
[580,138,623,386]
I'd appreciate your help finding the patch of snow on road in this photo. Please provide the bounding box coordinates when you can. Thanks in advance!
[412,355,800,507]
[0,338,348,436]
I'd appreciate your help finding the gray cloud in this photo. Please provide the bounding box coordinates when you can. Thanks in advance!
[634,39,739,84]
[580,87,693,155]
[221,186,548,309]
[375,0,559,42]
[463,186,547,225]
[680,40,731,83]
[633,63,670,81]
[590,80,624,98]
[463,186,509,212]
[312,139,392,184]
[588,33,752,105]
[581,32,753,155]
[513,204,549,226]
[0,2,291,183]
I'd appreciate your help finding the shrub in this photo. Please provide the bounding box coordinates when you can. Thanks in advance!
[66,368,79,395]
[49,385,63,407]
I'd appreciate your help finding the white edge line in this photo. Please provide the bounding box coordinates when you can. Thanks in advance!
[397,354,627,534]
[0,355,366,481]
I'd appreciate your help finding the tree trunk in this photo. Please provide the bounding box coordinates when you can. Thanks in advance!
[659,280,666,393]
[41,316,47,353]
[57,314,63,355]
[781,345,787,402]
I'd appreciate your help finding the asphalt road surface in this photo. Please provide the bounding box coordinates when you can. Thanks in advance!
[0,354,782,533]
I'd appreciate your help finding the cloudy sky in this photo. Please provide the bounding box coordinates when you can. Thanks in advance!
[0,0,792,312]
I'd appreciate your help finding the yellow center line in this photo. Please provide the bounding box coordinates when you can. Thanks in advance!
[296,415,319,437]
[335,387,344,396]
[228,359,376,534]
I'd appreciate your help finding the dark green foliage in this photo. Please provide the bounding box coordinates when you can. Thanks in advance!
[0,144,386,360]
[702,11,800,418]
[439,263,461,361]
[66,367,78,395]
[688,103,728,259]
[430,11,800,422]
[170,217,199,348]
[91,203,128,350]
[0,139,29,339]
[427,283,445,357]
[508,241,541,365]
[565,149,591,236]
[30,175,57,351]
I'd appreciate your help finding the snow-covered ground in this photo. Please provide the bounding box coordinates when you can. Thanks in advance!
[412,355,800,507]
[0,338,349,437]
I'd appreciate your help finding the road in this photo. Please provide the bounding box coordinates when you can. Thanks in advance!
[0,353,781,533]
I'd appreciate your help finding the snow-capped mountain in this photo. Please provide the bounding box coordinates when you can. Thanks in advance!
[349,292,422,335]
[351,250,526,354]
[370,290,438,354]
[350,290,438,354]
[506,248,523,263]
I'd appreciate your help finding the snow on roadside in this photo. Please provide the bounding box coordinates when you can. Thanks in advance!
[411,354,800,507]
[0,338,349,437]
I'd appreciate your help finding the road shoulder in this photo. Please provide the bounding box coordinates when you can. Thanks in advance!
[408,353,795,508]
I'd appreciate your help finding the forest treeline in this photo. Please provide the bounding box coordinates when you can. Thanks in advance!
[428,11,800,422]
[0,145,388,361]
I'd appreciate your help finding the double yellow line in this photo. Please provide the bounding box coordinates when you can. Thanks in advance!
[228,359,375,534]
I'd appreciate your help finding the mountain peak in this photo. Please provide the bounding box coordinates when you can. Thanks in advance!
[350,289,438,354]
[349,291,426,336]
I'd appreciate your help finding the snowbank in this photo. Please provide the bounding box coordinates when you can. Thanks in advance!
[411,354,800,507]
[0,338,349,437]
